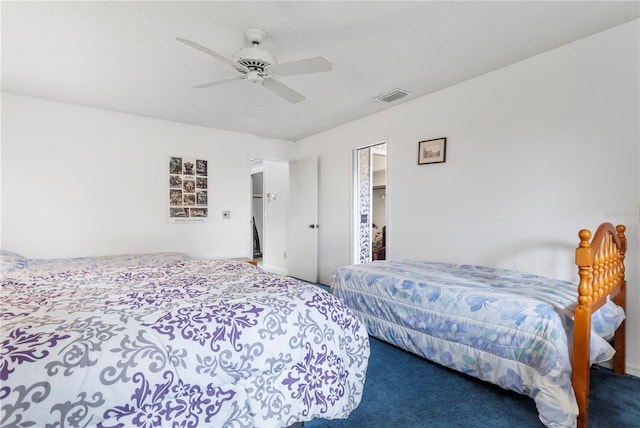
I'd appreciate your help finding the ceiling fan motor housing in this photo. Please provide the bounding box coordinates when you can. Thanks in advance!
[233,47,276,72]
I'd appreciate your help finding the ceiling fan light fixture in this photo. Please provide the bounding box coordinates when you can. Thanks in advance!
[374,88,411,103]
[246,70,262,83]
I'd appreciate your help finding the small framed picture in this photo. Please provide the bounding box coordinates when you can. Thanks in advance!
[418,138,447,165]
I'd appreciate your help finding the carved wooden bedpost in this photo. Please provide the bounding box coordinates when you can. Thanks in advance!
[576,229,593,305]
[613,225,626,375]
[573,223,627,428]
[574,228,593,428]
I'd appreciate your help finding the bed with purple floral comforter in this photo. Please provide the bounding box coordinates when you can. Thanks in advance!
[1,258,369,428]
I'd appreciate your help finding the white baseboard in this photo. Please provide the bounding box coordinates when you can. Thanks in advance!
[597,357,640,378]
[626,362,640,377]
[318,277,332,286]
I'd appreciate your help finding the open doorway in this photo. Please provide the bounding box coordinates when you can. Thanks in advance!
[353,143,387,264]
[249,158,289,275]
[250,156,319,281]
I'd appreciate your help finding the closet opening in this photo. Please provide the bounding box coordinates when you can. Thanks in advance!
[353,142,387,264]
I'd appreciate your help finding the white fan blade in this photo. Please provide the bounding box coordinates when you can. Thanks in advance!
[268,57,332,77]
[193,76,244,88]
[262,78,305,103]
[176,37,249,73]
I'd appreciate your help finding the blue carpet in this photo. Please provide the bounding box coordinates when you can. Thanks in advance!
[306,336,640,428]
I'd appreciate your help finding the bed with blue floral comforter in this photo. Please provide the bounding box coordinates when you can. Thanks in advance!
[1,257,369,428]
[330,260,624,428]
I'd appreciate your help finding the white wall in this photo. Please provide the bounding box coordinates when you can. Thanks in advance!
[296,21,640,373]
[1,93,295,260]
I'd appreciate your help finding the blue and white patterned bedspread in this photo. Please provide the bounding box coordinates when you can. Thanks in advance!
[330,260,624,428]
[1,259,369,428]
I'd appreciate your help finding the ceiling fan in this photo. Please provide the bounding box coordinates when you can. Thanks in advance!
[177,29,332,103]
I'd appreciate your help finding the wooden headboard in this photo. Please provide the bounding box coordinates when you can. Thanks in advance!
[573,222,627,428]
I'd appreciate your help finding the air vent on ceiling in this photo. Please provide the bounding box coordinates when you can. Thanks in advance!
[374,88,411,103]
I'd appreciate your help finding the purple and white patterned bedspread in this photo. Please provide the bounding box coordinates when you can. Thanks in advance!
[1,259,369,428]
[3,251,194,275]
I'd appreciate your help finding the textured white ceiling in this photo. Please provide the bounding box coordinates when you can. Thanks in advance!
[2,1,638,141]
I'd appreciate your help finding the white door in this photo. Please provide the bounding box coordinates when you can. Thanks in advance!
[287,156,318,282]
